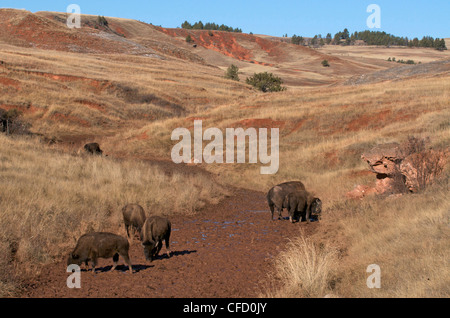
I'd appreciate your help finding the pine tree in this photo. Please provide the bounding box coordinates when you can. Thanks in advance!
[185,35,193,43]
[246,72,286,92]
[225,65,240,81]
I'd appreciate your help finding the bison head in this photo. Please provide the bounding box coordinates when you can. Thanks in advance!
[310,198,322,218]
[142,240,157,262]
[67,253,81,266]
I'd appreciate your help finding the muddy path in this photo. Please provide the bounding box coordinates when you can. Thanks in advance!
[23,187,318,298]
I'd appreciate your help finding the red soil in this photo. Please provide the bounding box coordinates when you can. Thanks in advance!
[158,28,277,66]
[128,130,149,141]
[0,9,145,54]
[49,113,90,127]
[74,99,106,113]
[0,76,21,89]
[324,150,340,167]
[287,119,308,135]
[254,37,285,63]
[28,70,111,90]
[185,116,210,122]
[107,21,130,38]
[235,118,286,129]
[0,103,43,115]
[347,109,392,131]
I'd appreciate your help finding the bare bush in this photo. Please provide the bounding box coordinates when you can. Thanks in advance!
[400,136,429,157]
[263,234,337,298]
[400,149,448,192]
[396,136,448,192]
[363,136,448,195]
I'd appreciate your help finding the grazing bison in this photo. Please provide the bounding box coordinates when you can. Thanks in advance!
[140,216,171,262]
[267,181,306,220]
[67,232,133,274]
[283,190,322,223]
[122,204,146,240]
[84,143,103,155]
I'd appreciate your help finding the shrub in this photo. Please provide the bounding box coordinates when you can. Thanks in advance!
[97,16,108,27]
[185,35,194,43]
[321,60,330,67]
[390,136,448,193]
[263,235,337,297]
[246,72,286,92]
[225,64,240,81]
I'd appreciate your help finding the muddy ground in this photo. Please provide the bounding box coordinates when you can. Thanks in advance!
[23,187,318,298]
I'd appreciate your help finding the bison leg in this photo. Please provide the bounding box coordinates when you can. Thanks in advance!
[111,253,119,271]
[165,236,171,257]
[269,203,275,220]
[288,208,296,223]
[277,207,283,220]
[155,240,163,256]
[306,207,311,224]
[91,254,98,274]
[120,253,133,274]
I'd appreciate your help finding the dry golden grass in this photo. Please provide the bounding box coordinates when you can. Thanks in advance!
[0,134,226,296]
[319,44,450,64]
[110,74,449,201]
[328,177,449,298]
[262,234,338,298]
[0,43,250,140]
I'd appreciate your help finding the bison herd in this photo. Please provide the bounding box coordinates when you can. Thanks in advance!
[67,180,321,274]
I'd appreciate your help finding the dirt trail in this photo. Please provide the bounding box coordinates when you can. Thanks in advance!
[23,186,318,298]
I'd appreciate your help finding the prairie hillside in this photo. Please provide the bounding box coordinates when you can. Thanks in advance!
[0,9,449,298]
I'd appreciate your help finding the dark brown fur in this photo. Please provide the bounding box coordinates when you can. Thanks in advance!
[283,190,322,223]
[84,143,103,155]
[67,232,132,273]
[122,204,146,240]
[267,181,306,220]
[140,216,171,262]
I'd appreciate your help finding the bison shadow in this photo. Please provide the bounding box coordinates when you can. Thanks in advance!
[79,250,197,273]
[82,264,154,273]
[152,249,197,261]
[278,216,320,222]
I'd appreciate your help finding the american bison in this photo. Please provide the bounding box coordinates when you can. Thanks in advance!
[122,204,146,240]
[67,232,133,274]
[267,181,306,220]
[140,216,171,262]
[84,143,103,155]
[283,190,322,223]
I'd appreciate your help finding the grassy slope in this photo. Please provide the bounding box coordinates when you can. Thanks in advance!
[0,9,449,297]
[107,74,450,199]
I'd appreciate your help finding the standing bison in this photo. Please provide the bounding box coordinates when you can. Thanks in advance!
[283,190,322,223]
[267,181,306,220]
[140,216,172,262]
[67,232,133,274]
[122,204,146,240]
[84,143,103,155]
